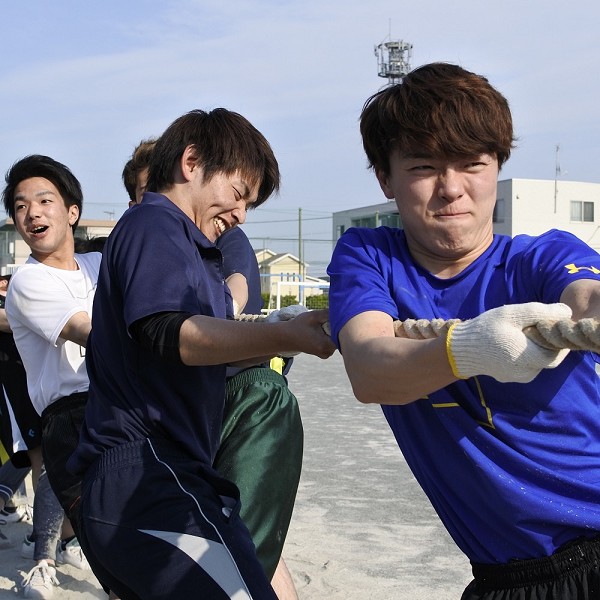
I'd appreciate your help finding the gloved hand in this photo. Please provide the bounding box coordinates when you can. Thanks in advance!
[264,304,309,323]
[446,302,572,383]
[265,305,309,357]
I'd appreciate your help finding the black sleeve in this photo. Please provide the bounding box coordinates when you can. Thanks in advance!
[129,311,194,364]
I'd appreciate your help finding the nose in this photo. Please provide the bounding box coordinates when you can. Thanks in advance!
[25,203,41,220]
[232,206,247,225]
[437,169,464,203]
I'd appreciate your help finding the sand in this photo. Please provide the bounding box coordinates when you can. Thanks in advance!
[0,351,472,599]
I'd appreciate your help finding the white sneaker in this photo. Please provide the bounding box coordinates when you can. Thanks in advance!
[0,503,33,523]
[56,538,90,571]
[21,533,35,559]
[22,560,59,599]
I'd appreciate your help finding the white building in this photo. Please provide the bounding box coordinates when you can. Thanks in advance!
[332,179,600,251]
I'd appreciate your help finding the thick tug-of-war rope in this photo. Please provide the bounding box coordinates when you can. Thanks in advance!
[237,312,600,354]
[395,317,600,353]
[235,313,265,322]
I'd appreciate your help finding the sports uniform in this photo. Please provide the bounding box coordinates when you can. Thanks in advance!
[69,193,276,599]
[328,227,600,594]
[215,227,303,579]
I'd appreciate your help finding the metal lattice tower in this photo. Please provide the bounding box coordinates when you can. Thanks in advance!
[374,38,413,85]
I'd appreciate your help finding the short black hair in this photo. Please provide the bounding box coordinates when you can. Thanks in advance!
[2,155,83,231]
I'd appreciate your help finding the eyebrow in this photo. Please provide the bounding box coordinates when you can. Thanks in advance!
[13,189,57,201]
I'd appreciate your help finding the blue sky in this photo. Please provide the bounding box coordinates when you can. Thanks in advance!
[1,1,599,274]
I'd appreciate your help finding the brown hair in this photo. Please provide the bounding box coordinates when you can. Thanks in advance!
[146,109,280,208]
[360,62,515,175]
[122,138,157,202]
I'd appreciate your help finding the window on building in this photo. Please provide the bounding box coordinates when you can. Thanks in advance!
[380,213,401,228]
[493,198,505,223]
[570,201,594,222]
[352,216,377,228]
[351,212,401,229]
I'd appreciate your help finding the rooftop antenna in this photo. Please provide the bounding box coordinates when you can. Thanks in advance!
[103,210,115,221]
[374,19,413,86]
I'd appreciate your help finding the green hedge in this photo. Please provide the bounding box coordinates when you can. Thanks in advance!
[261,293,329,310]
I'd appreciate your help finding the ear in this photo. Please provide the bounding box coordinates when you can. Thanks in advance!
[180,145,200,183]
[68,204,80,226]
[375,168,395,200]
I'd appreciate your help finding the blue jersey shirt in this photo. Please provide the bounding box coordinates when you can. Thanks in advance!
[328,227,600,564]
[70,193,228,474]
[217,227,263,316]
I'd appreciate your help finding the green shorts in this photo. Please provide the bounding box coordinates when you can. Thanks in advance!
[214,367,303,579]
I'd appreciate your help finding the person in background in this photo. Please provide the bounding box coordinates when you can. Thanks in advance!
[327,62,600,600]
[0,272,86,600]
[2,155,103,598]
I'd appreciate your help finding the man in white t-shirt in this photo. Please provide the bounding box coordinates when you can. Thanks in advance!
[2,155,101,598]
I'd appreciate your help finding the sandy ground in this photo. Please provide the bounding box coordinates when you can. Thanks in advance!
[0,351,472,599]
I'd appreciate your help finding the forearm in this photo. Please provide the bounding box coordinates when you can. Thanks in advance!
[59,311,91,347]
[560,279,600,320]
[341,335,456,405]
[179,315,295,366]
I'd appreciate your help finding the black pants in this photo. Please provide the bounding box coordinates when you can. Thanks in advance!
[41,392,88,534]
[463,535,600,600]
[79,437,277,600]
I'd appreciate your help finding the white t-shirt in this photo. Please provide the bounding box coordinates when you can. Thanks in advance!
[6,252,102,415]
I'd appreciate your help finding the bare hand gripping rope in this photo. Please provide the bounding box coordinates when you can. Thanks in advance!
[236,312,600,353]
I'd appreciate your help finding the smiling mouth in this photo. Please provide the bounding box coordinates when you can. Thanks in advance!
[214,218,227,235]
[30,225,49,234]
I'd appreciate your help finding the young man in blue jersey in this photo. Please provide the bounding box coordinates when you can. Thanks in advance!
[327,62,600,600]
[69,108,334,599]
[122,139,302,599]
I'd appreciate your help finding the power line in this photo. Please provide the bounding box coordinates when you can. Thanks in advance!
[244,215,331,225]
[248,236,334,243]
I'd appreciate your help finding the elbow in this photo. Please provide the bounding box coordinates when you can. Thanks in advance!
[350,377,422,406]
[351,380,387,405]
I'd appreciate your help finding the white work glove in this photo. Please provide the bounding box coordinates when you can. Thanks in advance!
[265,305,309,357]
[446,302,572,383]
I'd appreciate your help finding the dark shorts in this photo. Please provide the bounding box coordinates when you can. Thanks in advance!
[462,535,600,600]
[41,392,87,529]
[214,367,303,579]
[79,437,277,600]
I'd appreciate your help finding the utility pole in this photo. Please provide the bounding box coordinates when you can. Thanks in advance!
[298,208,304,281]
[554,144,560,213]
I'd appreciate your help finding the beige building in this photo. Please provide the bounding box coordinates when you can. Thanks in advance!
[256,249,329,307]
[332,178,600,251]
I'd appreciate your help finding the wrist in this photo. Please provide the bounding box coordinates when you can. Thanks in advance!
[446,322,469,379]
